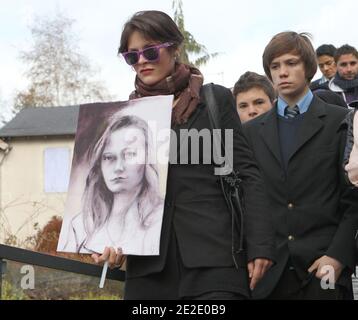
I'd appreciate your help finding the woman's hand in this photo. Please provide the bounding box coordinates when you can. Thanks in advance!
[308,255,343,282]
[91,247,126,269]
[247,258,273,290]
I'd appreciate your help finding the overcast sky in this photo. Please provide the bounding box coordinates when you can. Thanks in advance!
[1,0,358,120]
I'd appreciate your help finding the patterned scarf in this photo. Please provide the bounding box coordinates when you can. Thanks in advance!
[129,63,204,125]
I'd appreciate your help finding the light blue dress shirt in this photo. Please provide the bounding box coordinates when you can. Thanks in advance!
[277,90,314,117]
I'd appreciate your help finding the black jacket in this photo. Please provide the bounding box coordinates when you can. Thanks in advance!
[243,97,358,299]
[125,84,276,297]
[314,89,348,108]
[310,78,329,92]
[343,109,357,176]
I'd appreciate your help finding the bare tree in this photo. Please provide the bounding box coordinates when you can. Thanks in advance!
[0,90,15,126]
[172,0,219,67]
[15,12,110,109]
[0,91,5,126]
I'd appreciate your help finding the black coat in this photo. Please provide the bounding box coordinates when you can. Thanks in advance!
[242,97,358,299]
[125,84,276,299]
[310,78,329,92]
[343,109,357,177]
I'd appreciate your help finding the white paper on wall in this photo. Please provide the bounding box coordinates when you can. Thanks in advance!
[44,147,70,193]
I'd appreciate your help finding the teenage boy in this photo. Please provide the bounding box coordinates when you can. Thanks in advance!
[243,31,358,300]
[233,71,276,123]
[329,44,358,108]
[310,44,337,91]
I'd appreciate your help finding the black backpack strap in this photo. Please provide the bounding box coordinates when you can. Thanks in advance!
[202,83,220,129]
[202,83,245,266]
[202,83,224,167]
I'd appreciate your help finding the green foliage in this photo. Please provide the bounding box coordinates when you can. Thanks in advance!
[0,279,120,300]
[69,292,120,300]
[172,0,220,67]
[1,280,29,300]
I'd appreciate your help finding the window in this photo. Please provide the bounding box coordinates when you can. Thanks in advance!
[44,148,70,193]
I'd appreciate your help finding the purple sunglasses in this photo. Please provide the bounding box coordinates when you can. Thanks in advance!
[122,42,174,66]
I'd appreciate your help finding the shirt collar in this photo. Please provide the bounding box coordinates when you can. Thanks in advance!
[277,89,314,117]
[319,76,329,84]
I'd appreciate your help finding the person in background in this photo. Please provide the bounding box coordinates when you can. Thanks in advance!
[243,31,358,300]
[233,71,276,123]
[329,44,358,108]
[92,10,275,300]
[310,44,347,108]
[310,44,337,91]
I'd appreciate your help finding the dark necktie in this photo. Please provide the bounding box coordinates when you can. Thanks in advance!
[284,105,300,119]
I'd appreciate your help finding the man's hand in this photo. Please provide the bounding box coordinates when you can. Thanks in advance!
[308,255,343,282]
[247,258,273,290]
[91,247,126,269]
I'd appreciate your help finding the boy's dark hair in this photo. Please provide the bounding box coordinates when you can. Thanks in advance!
[316,44,337,58]
[262,31,317,82]
[233,71,276,103]
[118,10,184,54]
[335,44,358,62]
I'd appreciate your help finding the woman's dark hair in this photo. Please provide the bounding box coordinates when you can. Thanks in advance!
[233,71,276,103]
[263,31,317,82]
[118,10,184,54]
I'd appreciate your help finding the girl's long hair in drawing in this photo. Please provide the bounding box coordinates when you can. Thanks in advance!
[81,114,162,242]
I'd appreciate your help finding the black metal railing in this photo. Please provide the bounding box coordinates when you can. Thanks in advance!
[0,244,125,299]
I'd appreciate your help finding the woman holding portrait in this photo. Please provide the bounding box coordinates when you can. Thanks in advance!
[92,10,275,300]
